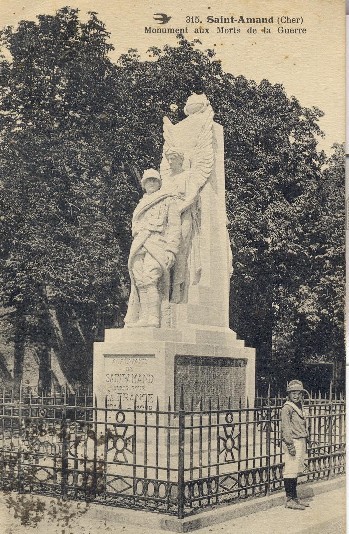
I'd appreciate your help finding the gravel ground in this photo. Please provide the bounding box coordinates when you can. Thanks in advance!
[0,484,345,534]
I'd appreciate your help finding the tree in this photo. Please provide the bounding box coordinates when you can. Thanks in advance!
[107,38,344,391]
[296,144,345,389]
[0,8,139,389]
[0,13,344,392]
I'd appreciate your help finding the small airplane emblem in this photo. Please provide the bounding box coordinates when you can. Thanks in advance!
[153,13,172,24]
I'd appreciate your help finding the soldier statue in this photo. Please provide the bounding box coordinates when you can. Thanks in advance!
[124,169,181,328]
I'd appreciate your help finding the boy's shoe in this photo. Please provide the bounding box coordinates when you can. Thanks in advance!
[285,498,306,510]
[295,498,310,507]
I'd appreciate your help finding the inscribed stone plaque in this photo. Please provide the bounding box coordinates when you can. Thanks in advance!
[104,354,156,410]
[174,356,247,409]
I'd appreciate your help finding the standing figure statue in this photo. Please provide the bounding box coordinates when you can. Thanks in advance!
[163,147,200,303]
[161,93,215,303]
[124,93,232,329]
[124,169,181,328]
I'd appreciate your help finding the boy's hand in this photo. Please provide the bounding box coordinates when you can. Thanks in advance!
[287,444,296,456]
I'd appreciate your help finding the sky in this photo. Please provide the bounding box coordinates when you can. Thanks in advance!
[0,0,345,154]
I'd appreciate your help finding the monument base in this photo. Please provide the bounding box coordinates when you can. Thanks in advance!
[93,326,255,411]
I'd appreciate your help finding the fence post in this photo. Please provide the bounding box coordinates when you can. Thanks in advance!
[265,385,271,496]
[103,394,109,501]
[327,384,334,479]
[61,390,68,500]
[177,387,185,519]
[17,382,23,493]
[92,395,98,499]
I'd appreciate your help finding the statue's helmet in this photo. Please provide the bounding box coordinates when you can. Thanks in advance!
[141,168,162,188]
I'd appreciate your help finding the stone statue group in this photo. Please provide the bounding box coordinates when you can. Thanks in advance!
[124,93,215,329]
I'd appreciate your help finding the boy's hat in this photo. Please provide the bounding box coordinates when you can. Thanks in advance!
[287,380,307,393]
[141,168,161,187]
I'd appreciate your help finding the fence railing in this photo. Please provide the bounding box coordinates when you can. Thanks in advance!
[0,389,345,518]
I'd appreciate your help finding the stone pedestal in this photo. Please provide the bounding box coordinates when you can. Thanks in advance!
[93,325,255,410]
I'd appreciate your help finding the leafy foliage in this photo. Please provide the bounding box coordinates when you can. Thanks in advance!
[0,8,344,391]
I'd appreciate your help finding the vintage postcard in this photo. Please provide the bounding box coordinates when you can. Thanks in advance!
[0,0,345,533]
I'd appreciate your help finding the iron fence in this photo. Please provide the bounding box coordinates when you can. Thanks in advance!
[0,388,345,518]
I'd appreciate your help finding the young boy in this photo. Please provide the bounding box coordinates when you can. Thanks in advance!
[281,379,309,510]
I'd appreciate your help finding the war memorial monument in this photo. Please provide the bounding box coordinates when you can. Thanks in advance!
[93,93,255,410]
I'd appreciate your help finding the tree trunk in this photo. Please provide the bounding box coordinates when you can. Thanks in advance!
[13,305,26,389]
[38,344,51,394]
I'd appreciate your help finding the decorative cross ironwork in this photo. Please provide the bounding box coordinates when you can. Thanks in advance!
[218,411,240,463]
[106,410,134,463]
